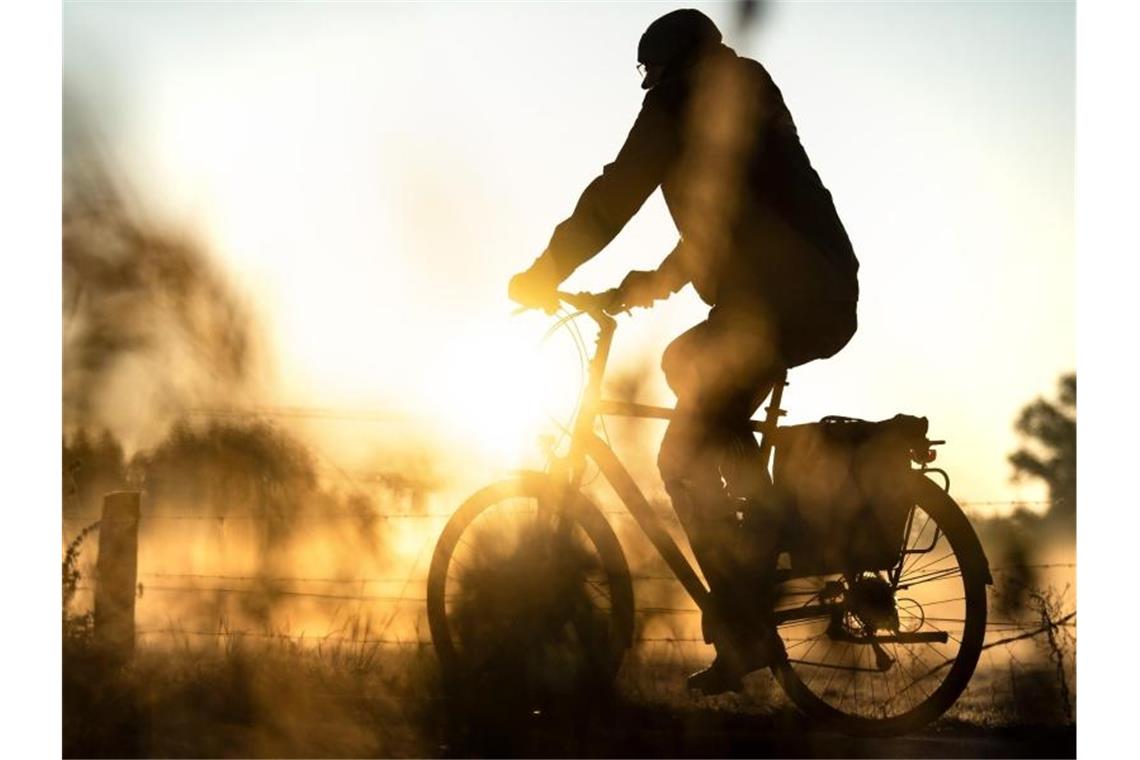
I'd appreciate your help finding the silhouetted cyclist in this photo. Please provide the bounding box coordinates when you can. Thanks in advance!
[509,8,859,695]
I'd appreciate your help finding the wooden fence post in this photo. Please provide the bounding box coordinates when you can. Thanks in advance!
[94,491,140,661]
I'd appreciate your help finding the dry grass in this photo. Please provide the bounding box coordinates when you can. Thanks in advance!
[62,508,1077,757]
[63,604,1076,758]
[63,631,441,758]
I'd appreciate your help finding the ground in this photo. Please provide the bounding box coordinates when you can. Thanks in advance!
[62,639,1075,758]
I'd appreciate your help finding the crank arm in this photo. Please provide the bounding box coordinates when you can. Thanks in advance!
[773,603,839,625]
[869,639,894,672]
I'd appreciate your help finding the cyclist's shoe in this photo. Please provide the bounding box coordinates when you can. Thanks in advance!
[687,630,786,696]
[687,656,744,696]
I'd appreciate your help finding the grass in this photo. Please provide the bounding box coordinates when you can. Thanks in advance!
[62,619,1076,758]
[63,632,441,758]
[62,500,1077,757]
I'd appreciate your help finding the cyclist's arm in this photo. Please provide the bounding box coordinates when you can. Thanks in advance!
[537,92,680,282]
[655,239,691,295]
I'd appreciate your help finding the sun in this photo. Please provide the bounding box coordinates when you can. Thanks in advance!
[421,316,586,465]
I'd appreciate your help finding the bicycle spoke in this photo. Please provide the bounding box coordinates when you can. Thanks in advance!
[839,645,861,713]
[905,549,957,579]
[783,637,822,652]
[917,596,965,607]
[901,512,934,576]
[774,497,981,725]
[898,566,962,588]
[790,654,881,674]
[582,577,613,610]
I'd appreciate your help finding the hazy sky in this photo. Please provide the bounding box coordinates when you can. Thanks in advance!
[64,1,1075,510]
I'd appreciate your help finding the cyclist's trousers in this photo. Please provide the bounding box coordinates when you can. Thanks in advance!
[657,299,855,640]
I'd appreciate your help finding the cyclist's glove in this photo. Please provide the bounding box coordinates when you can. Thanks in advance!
[617,269,673,309]
[508,256,561,314]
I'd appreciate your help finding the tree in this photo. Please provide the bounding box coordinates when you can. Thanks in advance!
[1009,373,1076,527]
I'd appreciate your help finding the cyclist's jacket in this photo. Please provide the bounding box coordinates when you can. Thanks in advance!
[536,45,859,320]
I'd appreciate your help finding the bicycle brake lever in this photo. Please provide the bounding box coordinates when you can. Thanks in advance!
[598,288,630,316]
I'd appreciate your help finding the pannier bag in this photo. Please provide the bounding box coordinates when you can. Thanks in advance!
[772,414,930,575]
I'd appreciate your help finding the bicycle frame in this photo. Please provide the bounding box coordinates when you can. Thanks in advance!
[546,292,788,618]
[542,292,949,645]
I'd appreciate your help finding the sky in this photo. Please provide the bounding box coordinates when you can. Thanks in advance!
[62,0,1075,511]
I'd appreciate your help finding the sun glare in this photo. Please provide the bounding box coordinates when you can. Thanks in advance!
[422,316,586,465]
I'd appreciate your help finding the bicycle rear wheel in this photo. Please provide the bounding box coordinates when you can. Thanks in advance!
[770,473,988,736]
[426,473,634,704]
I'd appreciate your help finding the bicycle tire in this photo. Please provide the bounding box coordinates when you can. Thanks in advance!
[770,473,989,736]
[426,473,635,699]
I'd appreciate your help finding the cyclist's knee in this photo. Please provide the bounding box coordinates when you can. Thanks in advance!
[662,330,706,399]
[658,415,702,485]
[660,347,684,398]
[657,436,685,489]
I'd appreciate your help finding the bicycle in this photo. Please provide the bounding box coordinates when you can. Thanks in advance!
[426,290,992,736]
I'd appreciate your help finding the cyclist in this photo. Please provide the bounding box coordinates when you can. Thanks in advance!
[509,8,859,695]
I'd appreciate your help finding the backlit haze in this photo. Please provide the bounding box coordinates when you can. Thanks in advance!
[64,1,1075,514]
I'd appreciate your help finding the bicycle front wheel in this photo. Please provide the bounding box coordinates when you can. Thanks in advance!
[426,473,634,703]
[770,473,989,736]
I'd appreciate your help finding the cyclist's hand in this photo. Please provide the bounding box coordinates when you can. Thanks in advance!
[617,269,668,310]
[508,260,560,314]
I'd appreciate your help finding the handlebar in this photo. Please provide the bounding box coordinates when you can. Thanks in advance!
[510,289,631,321]
[555,289,623,316]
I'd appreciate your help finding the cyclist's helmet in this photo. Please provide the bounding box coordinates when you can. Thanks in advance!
[637,9,723,90]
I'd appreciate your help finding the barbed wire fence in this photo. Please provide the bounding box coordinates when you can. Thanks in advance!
[65,396,1069,636]
[64,399,1074,683]
[63,494,1075,656]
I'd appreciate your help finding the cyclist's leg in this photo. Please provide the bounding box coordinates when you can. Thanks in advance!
[658,309,775,565]
[660,423,761,689]
[658,346,740,625]
[658,307,785,685]
[662,299,858,693]
[659,301,784,536]
[716,292,858,536]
